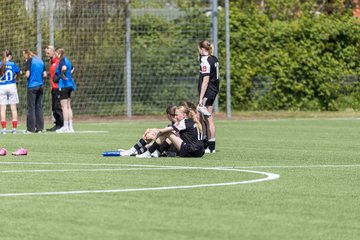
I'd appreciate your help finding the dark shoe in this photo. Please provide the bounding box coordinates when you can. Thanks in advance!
[47,125,59,132]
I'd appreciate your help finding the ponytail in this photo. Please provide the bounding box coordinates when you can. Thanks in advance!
[198,40,214,56]
[177,105,203,133]
[189,109,203,133]
[0,51,6,76]
[23,49,36,60]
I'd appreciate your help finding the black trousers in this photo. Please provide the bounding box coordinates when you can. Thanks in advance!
[51,88,63,127]
[27,86,44,132]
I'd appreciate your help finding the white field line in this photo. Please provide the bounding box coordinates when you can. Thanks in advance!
[1,162,360,169]
[50,130,108,134]
[9,130,108,134]
[230,164,360,169]
[0,164,279,197]
[0,162,169,167]
[0,167,183,173]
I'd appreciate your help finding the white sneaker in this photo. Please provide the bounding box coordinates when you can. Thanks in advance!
[120,147,137,156]
[136,151,152,158]
[1,129,6,134]
[204,148,216,153]
[56,126,69,133]
[67,128,75,133]
[197,105,211,117]
[151,150,160,158]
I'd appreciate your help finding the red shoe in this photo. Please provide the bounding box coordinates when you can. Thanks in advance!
[12,148,28,156]
[0,148,7,156]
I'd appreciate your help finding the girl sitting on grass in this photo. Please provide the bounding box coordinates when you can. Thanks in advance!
[136,105,204,158]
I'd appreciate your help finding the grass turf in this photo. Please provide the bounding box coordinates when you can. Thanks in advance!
[0,118,359,240]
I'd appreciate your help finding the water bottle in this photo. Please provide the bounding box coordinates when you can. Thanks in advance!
[102,151,121,157]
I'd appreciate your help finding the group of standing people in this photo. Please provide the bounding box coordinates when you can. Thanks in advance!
[0,46,76,134]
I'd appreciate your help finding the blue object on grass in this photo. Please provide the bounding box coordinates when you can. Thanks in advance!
[102,151,121,157]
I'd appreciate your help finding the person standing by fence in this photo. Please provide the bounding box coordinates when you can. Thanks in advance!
[197,40,219,153]
[0,49,21,134]
[23,49,46,133]
[54,48,76,133]
[45,45,63,131]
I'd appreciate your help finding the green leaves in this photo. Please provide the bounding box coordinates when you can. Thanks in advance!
[218,3,360,111]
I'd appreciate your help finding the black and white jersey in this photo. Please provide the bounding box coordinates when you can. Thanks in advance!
[198,55,220,96]
[172,118,203,152]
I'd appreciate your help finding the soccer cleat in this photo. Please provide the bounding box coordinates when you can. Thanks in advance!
[56,126,69,133]
[197,105,211,117]
[0,148,7,156]
[67,128,75,133]
[204,148,216,153]
[46,125,60,132]
[120,147,137,156]
[151,150,160,158]
[136,150,152,158]
[12,148,28,156]
[12,129,17,134]
[1,128,7,134]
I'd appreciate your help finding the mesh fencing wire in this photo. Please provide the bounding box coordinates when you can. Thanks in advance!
[0,0,211,119]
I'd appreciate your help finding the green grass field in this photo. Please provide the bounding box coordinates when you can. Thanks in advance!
[0,117,359,240]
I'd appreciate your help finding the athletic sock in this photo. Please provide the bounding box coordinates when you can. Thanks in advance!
[1,121,6,129]
[203,138,208,149]
[138,147,147,154]
[134,138,147,152]
[148,142,160,154]
[158,142,170,153]
[69,120,73,129]
[63,121,69,129]
[12,121,17,129]
[208,139,216,152]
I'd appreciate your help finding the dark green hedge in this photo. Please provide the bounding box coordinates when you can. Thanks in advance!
[218,2,360,111]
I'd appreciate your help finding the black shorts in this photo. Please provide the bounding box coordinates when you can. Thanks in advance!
[58,87,73,100]
[204,91,218,106]
[178,142,204,158]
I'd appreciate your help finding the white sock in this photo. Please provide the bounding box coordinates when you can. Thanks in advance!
[69,120,73,129]
[64,121,69,129]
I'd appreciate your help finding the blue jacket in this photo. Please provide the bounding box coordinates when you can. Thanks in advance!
[25,57,45,89]
[56,57,76,91]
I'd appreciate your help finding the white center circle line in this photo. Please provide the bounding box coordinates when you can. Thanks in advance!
[0,164,280,197]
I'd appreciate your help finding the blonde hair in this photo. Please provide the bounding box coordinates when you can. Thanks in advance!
[198,40,214,56]
[23,49,36,60]
[177,105,203,133]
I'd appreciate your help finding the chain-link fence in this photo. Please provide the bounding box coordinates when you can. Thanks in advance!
[0,0,213,119]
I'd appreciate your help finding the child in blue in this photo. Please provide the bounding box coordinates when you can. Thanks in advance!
[0,50,21,134]
[54,48,76,133]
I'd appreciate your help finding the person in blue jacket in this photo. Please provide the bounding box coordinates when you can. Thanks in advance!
[0,49,21,134]
[23,49,47,133]
[54,47,76,133]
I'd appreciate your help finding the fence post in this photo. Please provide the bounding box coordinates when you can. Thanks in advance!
[225,0,231,118]
[211,0,219,113]
[36,0,42,58]
[49,0,55,46]
[125,0,132,117]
